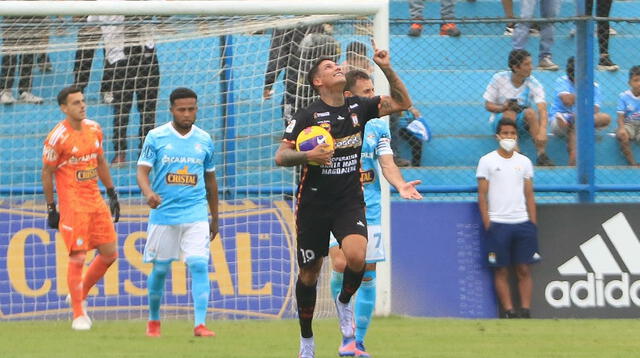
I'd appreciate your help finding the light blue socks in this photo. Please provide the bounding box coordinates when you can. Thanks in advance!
[147,260,171,321]
[330,270,344,301]
[355,270,376,343]
[187,256,210,327]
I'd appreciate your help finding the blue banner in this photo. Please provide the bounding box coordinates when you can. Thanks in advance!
[0,200,296,320]
[391,202,498,318]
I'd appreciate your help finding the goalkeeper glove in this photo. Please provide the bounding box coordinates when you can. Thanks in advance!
[47,202,59,229]
[107,187,120,223]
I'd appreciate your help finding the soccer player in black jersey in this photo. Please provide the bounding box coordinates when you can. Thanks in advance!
[275,41,412,358]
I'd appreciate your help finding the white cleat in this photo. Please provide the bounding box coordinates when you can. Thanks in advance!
[71,315,92,331]
[65,294,91,325]
[298,336,315,358]
[335,295,355,338]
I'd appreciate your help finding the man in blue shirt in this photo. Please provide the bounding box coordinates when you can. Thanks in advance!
[137,87,219,337]
[616,66,640,166]
[328,70,422,357]
[549,57,610,165]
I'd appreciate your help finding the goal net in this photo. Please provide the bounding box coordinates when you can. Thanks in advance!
[0,1,385,321]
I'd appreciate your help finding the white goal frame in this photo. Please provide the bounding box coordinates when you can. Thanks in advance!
[1,0,392,317]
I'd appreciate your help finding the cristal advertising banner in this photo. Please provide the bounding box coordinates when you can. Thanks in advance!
[534,204,640,318]
[0,200,296,320]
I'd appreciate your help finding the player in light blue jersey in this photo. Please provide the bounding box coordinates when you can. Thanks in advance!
[328,70,422,357]
[137,88,219,337]
[616,66,640,165]
[549,57,610,166]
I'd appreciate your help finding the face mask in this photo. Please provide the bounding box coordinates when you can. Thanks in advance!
[499,138,517,152]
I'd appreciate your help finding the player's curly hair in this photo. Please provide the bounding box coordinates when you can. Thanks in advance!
[496,118,517,134]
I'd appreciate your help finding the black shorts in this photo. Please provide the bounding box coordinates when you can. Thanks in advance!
[296,204,368,267]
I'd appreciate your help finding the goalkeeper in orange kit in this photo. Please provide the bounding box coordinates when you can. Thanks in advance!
[41,86,121,330]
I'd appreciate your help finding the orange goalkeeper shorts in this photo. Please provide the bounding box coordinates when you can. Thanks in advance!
[59,205,117,253]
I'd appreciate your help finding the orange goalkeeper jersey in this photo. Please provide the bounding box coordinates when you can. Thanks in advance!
[42,119,106,213]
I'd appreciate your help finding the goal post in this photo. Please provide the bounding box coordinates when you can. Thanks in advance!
[0,0,392,320]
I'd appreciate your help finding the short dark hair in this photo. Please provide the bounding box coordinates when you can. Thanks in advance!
[508,49,531,71]
[344,70,371,93]
[346,41,368,59]
[496,118,517,134]
[169,87,197,106]
[57,86,82,105]
[629,66,640,80]
[307,56,335,93]
[566,56,575,83]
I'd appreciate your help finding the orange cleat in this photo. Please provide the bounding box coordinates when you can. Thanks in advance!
[194,324,216,337]
[146,320,161,337]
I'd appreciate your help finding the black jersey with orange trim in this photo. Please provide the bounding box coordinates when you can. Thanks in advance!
[283,96,381,208]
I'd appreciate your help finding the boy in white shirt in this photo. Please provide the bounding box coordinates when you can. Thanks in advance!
[484,49,554,166]
[477,118,541,318]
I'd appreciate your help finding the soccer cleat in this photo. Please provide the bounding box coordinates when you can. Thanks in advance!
[335,296,355,338]
[193,324,216,337]
[355,341,371,357]
[146,320,161,337]
[536,153,555,167]
[338,337,356,357]
[407,23,423,37]
[71,315,92,330]
[0,89,16,104]
[440,23,461,37]
[65,294,90,321]
[298,336,315,358]
[19,91,44,104]
[538,56,559,71]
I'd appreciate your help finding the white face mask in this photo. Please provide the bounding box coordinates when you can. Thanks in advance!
[499,138,517,152]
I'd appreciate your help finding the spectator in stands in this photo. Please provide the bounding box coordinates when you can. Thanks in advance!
[263,24,339,127]
[0,16,46,104]
[484,49,554,166]
[615,66,640,166]
[99,14,160,167]
[549,57,610,166]
[407,0,461,37]
[590,0,618,71]
[477,118,541,319]
[72,16,102,93]
[512,0,560,71]
[341,41,374,75]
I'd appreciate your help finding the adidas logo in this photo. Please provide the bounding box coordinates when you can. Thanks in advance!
[545,212,640,308]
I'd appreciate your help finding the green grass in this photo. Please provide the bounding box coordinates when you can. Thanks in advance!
[1,317,639,358]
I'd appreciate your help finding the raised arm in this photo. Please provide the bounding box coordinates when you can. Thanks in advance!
[371,40,412,117]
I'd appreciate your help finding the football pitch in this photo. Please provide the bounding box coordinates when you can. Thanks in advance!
[1,317,639,358]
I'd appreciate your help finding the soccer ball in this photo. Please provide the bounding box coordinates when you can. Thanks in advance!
[295,126,334,165]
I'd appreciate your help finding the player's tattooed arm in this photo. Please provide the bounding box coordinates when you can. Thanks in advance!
[275,142,333,167]
[371,40,412,117]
